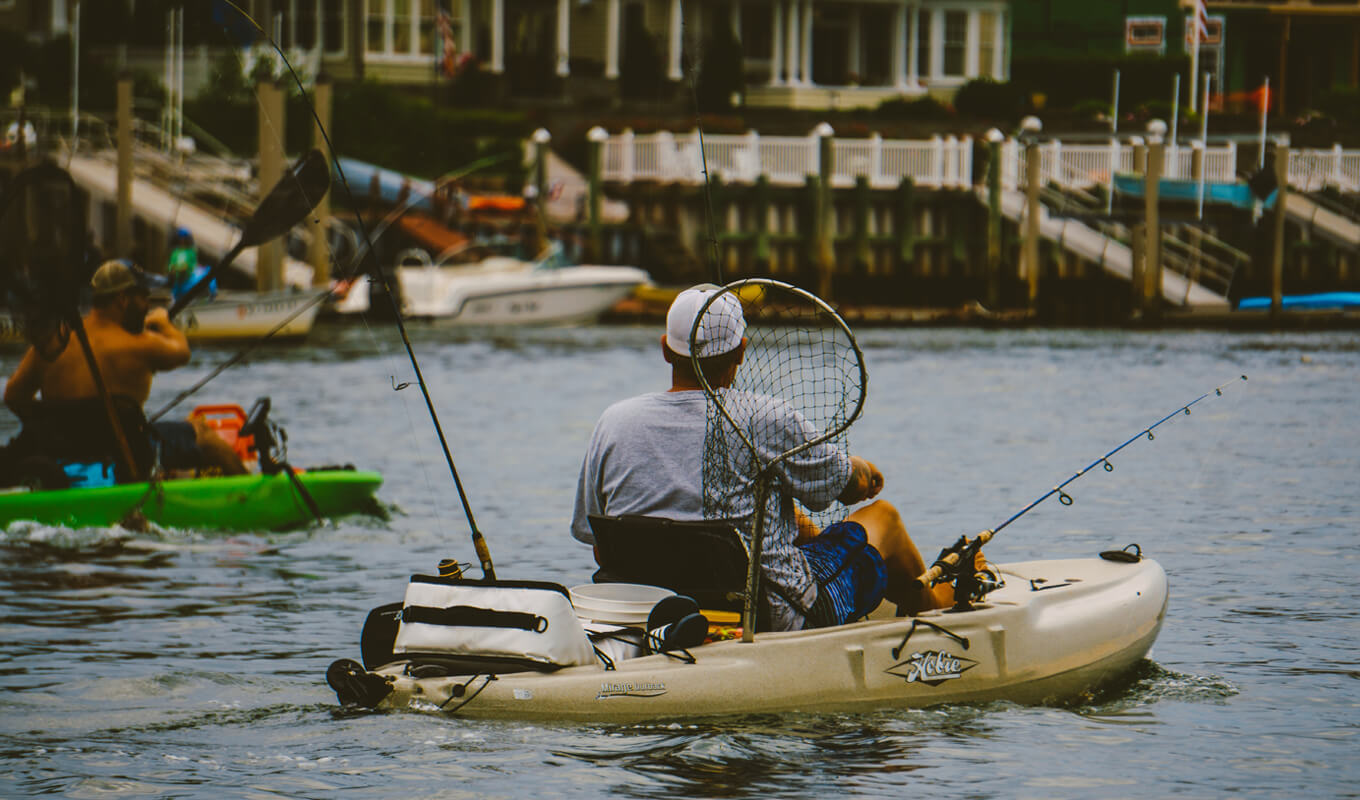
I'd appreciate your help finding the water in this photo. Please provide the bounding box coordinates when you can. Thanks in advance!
[2,323,1357,798]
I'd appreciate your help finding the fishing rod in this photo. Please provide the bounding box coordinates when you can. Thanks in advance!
[685,38,724,286]
[919,375,1249,591]
[220,2,497,579]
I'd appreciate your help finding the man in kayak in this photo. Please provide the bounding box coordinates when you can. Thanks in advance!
[571,285,968,631]
[4,260,245,476]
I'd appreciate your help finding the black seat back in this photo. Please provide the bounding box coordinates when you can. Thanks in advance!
[588,514,769,629]
[6,396,153,482]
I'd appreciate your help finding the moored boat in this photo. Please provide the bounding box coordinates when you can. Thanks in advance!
[328,554,1167,720]
[395,250,650,324]
[175,288,328,340]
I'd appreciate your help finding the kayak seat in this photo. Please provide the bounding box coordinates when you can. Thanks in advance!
[588,514,771,631]
[3,396,154,485]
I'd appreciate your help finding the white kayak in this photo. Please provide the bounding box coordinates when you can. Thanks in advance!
[329,555,1167,721]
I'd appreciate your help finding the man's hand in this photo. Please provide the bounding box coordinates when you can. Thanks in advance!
[143,307,173,333]
[838,456,884,505]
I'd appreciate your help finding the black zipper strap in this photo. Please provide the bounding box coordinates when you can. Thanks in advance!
[401,605,548,633]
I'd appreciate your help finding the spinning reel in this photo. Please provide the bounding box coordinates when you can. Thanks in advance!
[928,534,1004,612]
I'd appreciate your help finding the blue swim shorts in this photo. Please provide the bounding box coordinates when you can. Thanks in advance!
[151,420,204,470]
[799,521,889,628]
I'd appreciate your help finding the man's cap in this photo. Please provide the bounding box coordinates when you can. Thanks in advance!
[90,260,150,296]
[665,284,746,358]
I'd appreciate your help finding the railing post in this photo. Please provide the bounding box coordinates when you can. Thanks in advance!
[309,74,333,287]
[1334,143,1345,191]
[985,128,1004,310]
[814,122,835,300]
[656,130,675,182]
[256,77,286,292]
[931,134,943,187]
[1047,139,1062,188]
[587,125,609,262]
[943,134,958,189]
[1270,142,1290,321]
[115,71,134,259]
[870,132,883,188]
[619,128,635,183]
[959,135,973,189]
[691,128,704,184]
[745,129,760,183]
[1142,120,1166,321]
[1020,116,1043,311]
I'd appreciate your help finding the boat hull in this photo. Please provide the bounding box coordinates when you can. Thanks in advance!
[177,289,327,340]
[397,264,649,324]
[353,556,1167,720]
[0,469,383,531]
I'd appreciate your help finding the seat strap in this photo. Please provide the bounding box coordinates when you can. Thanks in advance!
[401,605,548,633]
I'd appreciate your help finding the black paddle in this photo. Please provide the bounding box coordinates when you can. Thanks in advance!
[167,148,331,319]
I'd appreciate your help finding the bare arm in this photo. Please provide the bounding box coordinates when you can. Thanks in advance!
[138,307,191,370]
[4,348,45,418]
[837,456,884,506]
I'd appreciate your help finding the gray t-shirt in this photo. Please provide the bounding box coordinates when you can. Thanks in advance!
[571,389,851,630]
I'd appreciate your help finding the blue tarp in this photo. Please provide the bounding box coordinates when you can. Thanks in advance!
[1236,293,1360,311]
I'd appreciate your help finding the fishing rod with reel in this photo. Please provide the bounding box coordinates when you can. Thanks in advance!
[922,375,1249,612]
[217,3,497,578]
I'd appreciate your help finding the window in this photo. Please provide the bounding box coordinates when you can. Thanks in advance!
[1184,15,1223,47]
[1126,16,1165,54]
[942,10,966,77]
[916,9,930,78]
[323,0,347,54]
[367,0,437,58]
[978,11,996,79]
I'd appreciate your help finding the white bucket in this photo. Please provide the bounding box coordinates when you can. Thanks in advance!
[569,583,674,625]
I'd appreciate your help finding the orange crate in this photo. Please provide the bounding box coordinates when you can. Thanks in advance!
[189,404,257,464]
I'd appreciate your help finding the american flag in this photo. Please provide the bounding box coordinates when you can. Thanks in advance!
[1193,0,1210,44]
[437,9,458,77]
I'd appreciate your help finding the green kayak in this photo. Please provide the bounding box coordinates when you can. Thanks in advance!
[0,469,384,531]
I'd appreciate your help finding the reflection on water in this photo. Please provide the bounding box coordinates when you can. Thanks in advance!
[1,324,1358,798]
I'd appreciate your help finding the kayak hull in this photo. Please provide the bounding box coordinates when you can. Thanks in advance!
[350,556,1167,721]
[0,470,384,531]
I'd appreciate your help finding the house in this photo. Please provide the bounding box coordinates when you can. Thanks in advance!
[1009,0,1360,116]
[0,1,1010,110]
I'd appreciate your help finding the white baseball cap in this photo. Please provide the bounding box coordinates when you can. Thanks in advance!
[665,285,746,358]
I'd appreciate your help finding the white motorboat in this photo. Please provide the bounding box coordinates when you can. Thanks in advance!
[327,554,1168,721]
[395,248,650,324]
[176,288,327,340]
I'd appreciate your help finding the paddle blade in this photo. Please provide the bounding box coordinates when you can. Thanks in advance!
[239,148,331,248]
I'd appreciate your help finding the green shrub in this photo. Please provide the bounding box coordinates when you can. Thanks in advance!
[953,78,1027,123]
[875,95,952,121]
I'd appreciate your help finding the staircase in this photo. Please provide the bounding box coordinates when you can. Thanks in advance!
[988,183,1242,307]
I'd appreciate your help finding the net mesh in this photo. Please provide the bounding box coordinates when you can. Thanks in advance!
[698,280,867,537]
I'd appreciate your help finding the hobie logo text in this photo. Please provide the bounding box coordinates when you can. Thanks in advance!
[886,650,977,686]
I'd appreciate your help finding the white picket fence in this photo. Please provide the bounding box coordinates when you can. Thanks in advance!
[598,128,1360,196]
[600,129,975,189]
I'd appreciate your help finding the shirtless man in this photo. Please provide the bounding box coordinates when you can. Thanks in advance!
[4,260,245,475]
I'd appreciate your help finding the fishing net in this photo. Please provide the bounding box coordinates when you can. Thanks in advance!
[696,279,867,543]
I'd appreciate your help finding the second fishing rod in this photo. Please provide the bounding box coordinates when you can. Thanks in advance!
[921,375,1249,597]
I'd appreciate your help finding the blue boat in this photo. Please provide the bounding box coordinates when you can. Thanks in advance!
[1236,292,1360,311]
[1113,173,1276,210]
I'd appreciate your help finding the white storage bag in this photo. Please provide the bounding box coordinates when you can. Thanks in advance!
[392,576,597,669]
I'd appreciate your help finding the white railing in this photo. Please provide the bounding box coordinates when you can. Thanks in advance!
[599,129,974,189]
[1288,145,1360,193]
[1005,140,1240,192]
